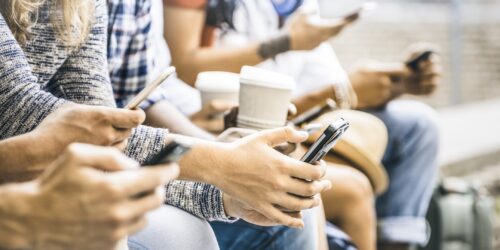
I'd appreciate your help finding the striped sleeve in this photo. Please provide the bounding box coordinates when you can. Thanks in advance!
[0,13,67,139]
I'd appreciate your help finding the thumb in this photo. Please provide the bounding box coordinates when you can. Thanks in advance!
[256,126,309,147]
[374,62,410,79]
[208,100,238,113]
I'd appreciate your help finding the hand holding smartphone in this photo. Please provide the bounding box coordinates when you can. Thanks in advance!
[125,66,176,109]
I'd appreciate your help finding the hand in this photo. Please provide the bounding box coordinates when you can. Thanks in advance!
[349,60,405,109]
[223,193,302,227]
[0,143,179,250]
[402,43,442,95]
[191,100,237,133]
[207,127,332,228]
[224,104,298,131]
[287,9,358,51]
[33,103,145,152]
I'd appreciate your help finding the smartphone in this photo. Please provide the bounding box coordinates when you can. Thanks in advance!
[300,118,350,164]
[406,50,434,71]
[125,66,176,109]
[319,1,377,19]
[143,140,191,166]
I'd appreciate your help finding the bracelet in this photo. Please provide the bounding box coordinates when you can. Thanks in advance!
[258,34,291,59]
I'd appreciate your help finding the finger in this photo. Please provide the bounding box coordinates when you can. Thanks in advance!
[287,103,297,117]
[274,142,297,155]
[111,164,179,197]
[273,193,321,211]
[120,188,165,220]
[125,216,148,236]
[259,204,304,228]
[110,128,133,144]
[287,160,326,181]
[208,100,238,114]
[112,140,127,152]
[108,108,146,129]
[65,143,138,172]
[376,63,410,79]
[286,179,332,197]
[256,127,309,147]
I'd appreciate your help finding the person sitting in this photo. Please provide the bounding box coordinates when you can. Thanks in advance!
[0,1,330,249]
[161,0,441,249]
[0,105,178,249]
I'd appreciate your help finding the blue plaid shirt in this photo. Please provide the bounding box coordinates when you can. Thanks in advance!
[107,0,167,108]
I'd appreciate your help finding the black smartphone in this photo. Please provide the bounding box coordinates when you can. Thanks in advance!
[406,50,434,71]
[143,140,191,166]
[300,118,350,164]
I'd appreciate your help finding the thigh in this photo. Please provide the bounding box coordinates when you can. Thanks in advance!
[210,208,318,250]
[128,205,219,250]
[321,164,374,221]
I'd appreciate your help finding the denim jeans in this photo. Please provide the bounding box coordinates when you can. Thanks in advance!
[367,100,439,245]
[128,205,219,250]
[210,208,318,250]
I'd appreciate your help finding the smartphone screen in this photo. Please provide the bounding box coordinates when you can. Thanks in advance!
[318,1,377,19]
[125,66,176,109]
[300,118,349,164]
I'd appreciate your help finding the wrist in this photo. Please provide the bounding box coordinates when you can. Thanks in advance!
[177,136,230,186]
[0,181,39,249]
[258,34,291,59]
[222,193,238,218]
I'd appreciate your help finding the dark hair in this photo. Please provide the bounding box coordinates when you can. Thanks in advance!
[205,0,240,29]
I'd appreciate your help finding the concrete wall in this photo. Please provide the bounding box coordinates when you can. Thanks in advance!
[320,0,500,108]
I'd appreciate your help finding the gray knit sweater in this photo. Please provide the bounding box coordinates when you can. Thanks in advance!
[0,0,228,221]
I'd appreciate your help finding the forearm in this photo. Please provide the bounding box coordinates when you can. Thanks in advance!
[292,85,336,115]
[174,45,262,85]
[145,100,214,140]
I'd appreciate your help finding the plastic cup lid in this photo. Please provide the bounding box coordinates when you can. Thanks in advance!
[239,66,295,90]
[195,71,240,93]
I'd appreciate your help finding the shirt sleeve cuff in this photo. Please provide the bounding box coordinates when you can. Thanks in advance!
[165,180,239,222]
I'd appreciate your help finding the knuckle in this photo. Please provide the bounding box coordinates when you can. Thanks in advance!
[271,177,286,190]
[109,207,129,224]
[110,229,126,242]
[310,168,323,180]
[104,183,122,198]
[305,184,318,196]
[64,143,83,161]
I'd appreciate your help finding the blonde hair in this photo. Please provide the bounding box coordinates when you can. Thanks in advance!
[1,0,94,47]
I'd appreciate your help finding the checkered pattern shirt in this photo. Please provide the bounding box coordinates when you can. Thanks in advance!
[107,0,167,108]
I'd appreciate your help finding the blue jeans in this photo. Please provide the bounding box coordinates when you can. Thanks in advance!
[210,208,318,250]
[128,205,219,250]
[367,100,439,244]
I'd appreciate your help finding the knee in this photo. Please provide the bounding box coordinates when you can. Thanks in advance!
[389,100,440,150]
[128,205,219,250]
[335,167,375,205]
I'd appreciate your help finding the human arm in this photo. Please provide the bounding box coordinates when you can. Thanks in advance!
[349,52,441,109]
[0,104,145,183]
[145,100,215,140]
[169,127,332,227]
[0,143,178,250]
[163,5,357,84]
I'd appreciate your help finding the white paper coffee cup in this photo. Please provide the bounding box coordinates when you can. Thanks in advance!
[195,71,240,106]
[237,66,294,130]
